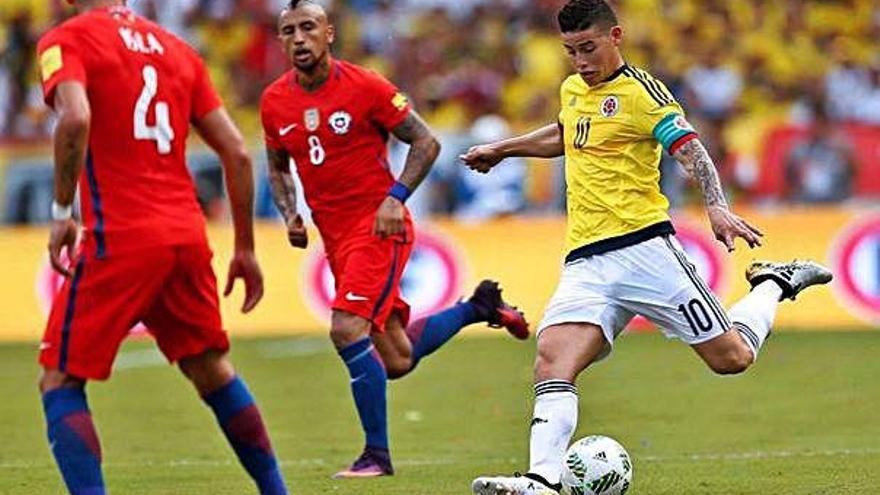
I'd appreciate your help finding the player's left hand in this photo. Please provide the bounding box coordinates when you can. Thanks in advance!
[47,218,79,277]
[707,205,763,252]
[373,196,405,238]
[224,250,264,313]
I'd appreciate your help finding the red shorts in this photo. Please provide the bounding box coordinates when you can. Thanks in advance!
[328,215,414,332]
[39,243,229,380]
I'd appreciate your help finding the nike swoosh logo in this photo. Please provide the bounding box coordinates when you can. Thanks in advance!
[345,292,370,302]
[279,123,298,136]
[39,342,51,351]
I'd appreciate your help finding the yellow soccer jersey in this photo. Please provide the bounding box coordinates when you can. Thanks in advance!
[558,64,697,262]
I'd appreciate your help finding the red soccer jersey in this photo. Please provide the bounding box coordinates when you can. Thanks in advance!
[37,6,222,258]
[260,58,412,249]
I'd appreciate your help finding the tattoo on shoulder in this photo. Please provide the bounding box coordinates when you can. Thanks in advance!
[674,139,729,208]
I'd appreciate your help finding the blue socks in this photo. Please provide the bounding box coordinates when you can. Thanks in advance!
[339,337,389,450]
[405,301,480,369]
[204,377,288,495]
[42,387,105,495]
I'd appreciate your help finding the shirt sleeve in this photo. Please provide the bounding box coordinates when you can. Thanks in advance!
[37,29,87,108]
[189,51,223,122]
[367,71,411,131]
[631,82,698,155]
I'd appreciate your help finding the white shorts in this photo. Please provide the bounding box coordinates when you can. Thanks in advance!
[537,235,731,361]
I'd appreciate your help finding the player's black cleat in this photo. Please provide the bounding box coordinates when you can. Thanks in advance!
[746,259,833,301]
[468,280,530,340]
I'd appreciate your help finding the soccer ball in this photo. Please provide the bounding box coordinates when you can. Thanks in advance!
[560,435,633,495]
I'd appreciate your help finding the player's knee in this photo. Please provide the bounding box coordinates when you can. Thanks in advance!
[179,350,235,395]
[707,347,752,375]
[385,360,412,380]
[38,369,84,394]
[534,344,569,382]
[329,316,371,350]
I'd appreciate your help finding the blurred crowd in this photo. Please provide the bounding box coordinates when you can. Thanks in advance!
[1,0,878,224]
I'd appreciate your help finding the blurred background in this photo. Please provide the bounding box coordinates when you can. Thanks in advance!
[0,0,879,338]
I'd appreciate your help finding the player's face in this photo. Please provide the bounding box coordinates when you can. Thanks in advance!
[562,25,623,86]
[278,5,335,73]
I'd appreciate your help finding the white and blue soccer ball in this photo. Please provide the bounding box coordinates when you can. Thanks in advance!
[561,435,633,495]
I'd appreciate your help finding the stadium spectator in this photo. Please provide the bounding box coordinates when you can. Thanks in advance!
[785,109,855,203]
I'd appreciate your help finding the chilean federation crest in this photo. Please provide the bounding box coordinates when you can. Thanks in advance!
[600,95,619,117]
[328,110,353,135]
[304,108,320,132]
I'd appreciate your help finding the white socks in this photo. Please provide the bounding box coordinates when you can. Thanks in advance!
[727,280,783,360]
[529,380,578,485]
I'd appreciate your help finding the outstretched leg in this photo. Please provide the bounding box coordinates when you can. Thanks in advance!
[379,280,530,380]
[180,350,288,495]
[694,259,832,374]
[40,370,105,495]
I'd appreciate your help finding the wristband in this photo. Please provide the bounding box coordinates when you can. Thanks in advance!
[51,200,72,221]
[388,181,411,203]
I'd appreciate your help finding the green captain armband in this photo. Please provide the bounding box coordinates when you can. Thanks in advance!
[653,113,698,154]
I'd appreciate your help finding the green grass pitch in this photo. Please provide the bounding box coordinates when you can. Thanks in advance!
[1,331,878,494]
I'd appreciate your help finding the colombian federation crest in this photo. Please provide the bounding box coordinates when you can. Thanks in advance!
[328,110,352,135]
[600,95,619,117]
[673,116,695,132]
[304,108,320,132]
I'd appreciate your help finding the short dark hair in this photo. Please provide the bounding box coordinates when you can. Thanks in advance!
[557,0,618,33]
[287,0,314,9]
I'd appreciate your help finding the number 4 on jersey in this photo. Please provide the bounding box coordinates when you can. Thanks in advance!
[134,65,174,154]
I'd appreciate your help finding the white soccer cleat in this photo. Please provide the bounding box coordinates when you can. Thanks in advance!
[472,473,560,495]
[746,259,833,301]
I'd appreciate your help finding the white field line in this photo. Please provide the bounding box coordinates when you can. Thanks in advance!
[2,448,878,470]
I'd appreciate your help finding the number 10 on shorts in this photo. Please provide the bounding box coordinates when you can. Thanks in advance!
[677,299,714,337]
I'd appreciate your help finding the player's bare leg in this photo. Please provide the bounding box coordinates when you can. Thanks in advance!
[40,369,106,495]
[330,310,394,478]
[383,280,530,380]
[473,323,605,495]
[693,259,832,375]
[179,350,289,495]
[373,313,415,379]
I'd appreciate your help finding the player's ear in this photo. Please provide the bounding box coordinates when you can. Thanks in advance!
[609,25,623,46]
[326,24,336,44]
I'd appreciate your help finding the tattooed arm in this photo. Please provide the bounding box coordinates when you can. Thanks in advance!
[373,111,441,238]
[266,145,308,248]
[48,81,90,276]
[391,111,441,192]
[673,139,763,251]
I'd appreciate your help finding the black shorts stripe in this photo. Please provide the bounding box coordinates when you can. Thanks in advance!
[371,243,401,320]
[624,67,669,107]
[667,237,731,329]
[59,259,86,372]
[663,237,731,330]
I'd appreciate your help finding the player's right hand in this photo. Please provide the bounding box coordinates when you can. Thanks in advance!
[459,144,504,173]
[224,250,264,313]
[47,218,79,277]
[287,214,308,249]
